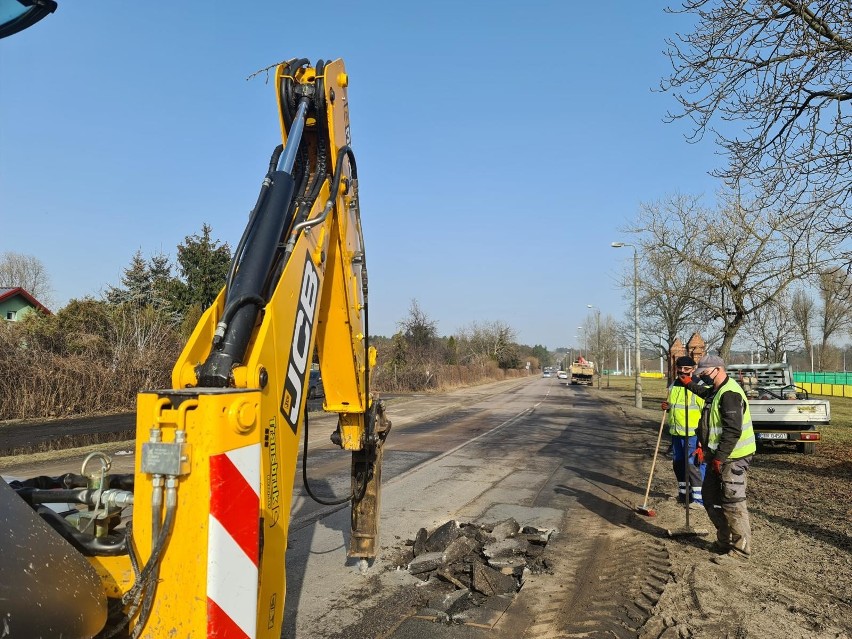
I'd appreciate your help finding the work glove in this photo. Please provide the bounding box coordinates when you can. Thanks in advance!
[678,374,692,385]
[693,445,705,465]
[661,401,669,411]
[711,458,723,476]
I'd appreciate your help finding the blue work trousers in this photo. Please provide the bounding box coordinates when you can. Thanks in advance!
[671,434,706,503]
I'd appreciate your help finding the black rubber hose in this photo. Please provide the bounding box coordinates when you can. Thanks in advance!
[301,410,368,506]
[34,507,128,557]
[328,146,357,198]
[97,500,176,638]
[281,58,310,128]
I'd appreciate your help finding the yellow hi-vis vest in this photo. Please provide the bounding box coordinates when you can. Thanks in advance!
[708,377,757,459]
[667,385,703,436]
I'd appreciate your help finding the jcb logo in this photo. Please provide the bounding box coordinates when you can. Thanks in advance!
[280,256,319,434]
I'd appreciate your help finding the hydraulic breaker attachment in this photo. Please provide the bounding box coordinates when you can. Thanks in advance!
[348,400,392,558]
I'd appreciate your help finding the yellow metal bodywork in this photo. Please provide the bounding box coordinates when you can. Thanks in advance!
[92,59,379,638]
[130,390,264,636]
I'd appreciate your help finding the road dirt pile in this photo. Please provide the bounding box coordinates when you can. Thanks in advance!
[607,392,852,639]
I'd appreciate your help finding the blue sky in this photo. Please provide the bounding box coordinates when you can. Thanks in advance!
[1,1,722,350]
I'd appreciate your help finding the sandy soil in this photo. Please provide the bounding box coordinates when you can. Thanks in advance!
[602,389,852,639]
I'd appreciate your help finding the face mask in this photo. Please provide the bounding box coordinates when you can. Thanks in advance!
[699,370,716,386]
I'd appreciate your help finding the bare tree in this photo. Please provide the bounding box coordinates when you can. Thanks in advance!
[791,287,815,364]
[742,290,798,362]
[816,268,852,370]
[457,320,519,369]
[662,1,852,245]
[397,299,438,352]
[582,311,620,383]
[617,227,710,362]
[632,191,828,359]
[0,251,52,305]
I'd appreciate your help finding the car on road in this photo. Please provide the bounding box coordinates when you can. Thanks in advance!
[543,370,552,378]
[557,370,568,380]
[308,369,324,399]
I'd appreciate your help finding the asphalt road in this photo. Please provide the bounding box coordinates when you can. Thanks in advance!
[282,376,661,639]
[2,377,661,638]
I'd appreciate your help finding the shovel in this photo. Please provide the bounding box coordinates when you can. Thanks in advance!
[636,412,667,517]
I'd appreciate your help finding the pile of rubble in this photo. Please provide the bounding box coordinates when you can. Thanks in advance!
[399,518,554,624]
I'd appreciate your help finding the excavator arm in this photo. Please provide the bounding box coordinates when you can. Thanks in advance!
[2,58,390,639]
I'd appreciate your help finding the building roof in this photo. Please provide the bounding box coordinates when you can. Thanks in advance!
[0,287,52,314]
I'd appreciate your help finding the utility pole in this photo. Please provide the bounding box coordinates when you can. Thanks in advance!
[611,242,642,408]
[587,305,601,389]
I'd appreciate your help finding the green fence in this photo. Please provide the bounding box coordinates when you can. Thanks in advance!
[793,372,852,385]
[792,372,852,398]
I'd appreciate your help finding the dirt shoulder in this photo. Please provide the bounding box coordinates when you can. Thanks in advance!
[587,381,852,639]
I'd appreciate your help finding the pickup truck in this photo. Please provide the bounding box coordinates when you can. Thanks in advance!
[726,363,828,454]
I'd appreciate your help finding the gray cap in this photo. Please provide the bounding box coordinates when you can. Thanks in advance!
[697,354,725,371]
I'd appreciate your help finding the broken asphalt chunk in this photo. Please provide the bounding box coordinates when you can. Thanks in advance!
[489,518,521,541]
[442,535,479,564]
[483,537,530,559]
[424,519,460,552]
[408,551,444,575]
[413,527,428,557]
[472,562,518,596]
[428,587,470,615]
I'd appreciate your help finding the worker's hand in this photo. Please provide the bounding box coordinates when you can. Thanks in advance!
[711,458,723,475]
[661,401,669,411]
[693,446,705,465]
[678,373,692,385]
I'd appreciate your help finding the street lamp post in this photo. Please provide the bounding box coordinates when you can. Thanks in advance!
[611,242,642,409]
[578,326,586,355]
[587,304,601,389]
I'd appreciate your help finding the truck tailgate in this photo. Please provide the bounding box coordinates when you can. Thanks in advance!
[749,400,830,427]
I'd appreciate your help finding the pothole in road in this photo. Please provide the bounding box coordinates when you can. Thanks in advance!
[385,518,555,626]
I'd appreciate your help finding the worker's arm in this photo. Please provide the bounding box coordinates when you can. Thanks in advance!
[684,378,715,399]
[712,390,745,463]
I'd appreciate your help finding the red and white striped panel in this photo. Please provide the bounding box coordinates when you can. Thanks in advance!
[207,443,261,639]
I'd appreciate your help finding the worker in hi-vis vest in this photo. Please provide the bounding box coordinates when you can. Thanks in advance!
[688,354,757,564]
[662,356,706,506]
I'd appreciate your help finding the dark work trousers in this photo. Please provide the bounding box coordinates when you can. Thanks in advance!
[671,435,705,503]
[702,455,753,557]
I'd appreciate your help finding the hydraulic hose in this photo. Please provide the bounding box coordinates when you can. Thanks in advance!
[301,410,368,506]
[96,483,178,639]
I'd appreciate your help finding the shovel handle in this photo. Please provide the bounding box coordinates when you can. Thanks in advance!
[641,412,668,507]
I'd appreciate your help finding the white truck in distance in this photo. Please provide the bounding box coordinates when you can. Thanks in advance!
[726,363,828,454]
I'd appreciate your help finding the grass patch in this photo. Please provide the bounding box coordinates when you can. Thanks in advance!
[593,375,668,407]
[823,394,852,445]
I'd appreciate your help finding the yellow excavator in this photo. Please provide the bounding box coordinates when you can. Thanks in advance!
[0,53,390,638]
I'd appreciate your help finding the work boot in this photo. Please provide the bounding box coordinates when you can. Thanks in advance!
[710,549,749,565]
[708,540,731,554]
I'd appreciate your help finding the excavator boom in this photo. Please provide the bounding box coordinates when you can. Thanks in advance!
[3,58,389,639]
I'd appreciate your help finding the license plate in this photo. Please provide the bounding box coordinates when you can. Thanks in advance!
[757,432,788,440]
